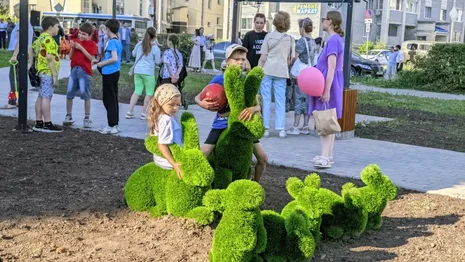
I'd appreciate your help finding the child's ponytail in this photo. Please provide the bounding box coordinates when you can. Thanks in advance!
[148,98,162,135]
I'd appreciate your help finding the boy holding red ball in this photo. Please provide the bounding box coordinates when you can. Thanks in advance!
[194,44,268,182]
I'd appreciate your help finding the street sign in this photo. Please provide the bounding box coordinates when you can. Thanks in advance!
[364,9,373,19]
[450,7,458,22]
[54,3,64,12]
[365,23,370,32]
[364,18,372,24]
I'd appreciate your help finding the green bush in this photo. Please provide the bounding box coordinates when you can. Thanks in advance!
[373,41,387,50]
[387,43,465,93]
[157,33,194,65]
[358,41,374,53]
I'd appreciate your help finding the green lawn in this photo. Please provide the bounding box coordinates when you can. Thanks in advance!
[356,91,465,152]
[0,50,13,68]
[56,64,213,105]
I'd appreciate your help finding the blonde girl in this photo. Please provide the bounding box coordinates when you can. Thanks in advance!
[148,84,183,178]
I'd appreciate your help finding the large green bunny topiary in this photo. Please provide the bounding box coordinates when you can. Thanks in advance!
[343,164,397,229]
[206,180,267,262]
[124,112,215,218]
[210,65,265,189]
[260,209,316,262]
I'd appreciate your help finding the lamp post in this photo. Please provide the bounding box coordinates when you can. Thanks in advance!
[15,0,30,132]
[113,0,116,18]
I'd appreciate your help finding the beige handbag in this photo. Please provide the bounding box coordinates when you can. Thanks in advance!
[312,103,341,136]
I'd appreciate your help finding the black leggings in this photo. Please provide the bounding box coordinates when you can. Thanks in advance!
[102,71,120,127]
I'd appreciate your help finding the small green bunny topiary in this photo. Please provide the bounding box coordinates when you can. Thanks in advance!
[280,176,325,242]
[208,180,267,262]
[260,210,316,262]
[344,164,397,229]
[124,112,215,218]
[210,65,265,189]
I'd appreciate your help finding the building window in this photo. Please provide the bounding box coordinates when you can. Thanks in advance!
[84,0,89,12]
[458,9,463,22]
[218,0,221,4]
[389,0,402,10]
[207,22,211,27]
[441,10,447,21]
[424,7,432,18]
[208,0,212,9]
[454,32,461,42]
[241,18,253,30]
[217,17,220,25]
[388,24,398,36]
[140,0,143,16]
[408,1,417,13]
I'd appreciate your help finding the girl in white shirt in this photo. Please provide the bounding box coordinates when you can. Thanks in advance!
[148,84,183,178]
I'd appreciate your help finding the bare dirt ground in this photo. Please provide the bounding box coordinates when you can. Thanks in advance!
[1,116,464,262]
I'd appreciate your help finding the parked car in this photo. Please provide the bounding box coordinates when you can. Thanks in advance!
[401,40,434,62]
[362,49,389,65]
[213,41,232,60]
[351,53,384,77]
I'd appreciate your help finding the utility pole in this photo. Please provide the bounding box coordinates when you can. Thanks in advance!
[16,0,30,132]
[112,0,116,18]
[154,0,157,30]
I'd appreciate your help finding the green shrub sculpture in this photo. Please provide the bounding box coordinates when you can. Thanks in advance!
[206,180,267,262]
[210,65,265,189]
[124,112,215,218]
[342,164,398,229]
[260,210,316,261]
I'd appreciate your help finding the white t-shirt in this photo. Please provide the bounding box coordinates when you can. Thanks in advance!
[396,51,404,63]
[8,22,34,51]
[153,114,183,169]
[261,31,295,78]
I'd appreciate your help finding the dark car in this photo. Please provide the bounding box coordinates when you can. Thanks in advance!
[351,53,384,77]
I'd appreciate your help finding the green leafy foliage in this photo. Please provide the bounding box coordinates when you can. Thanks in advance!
[157,33,194,65]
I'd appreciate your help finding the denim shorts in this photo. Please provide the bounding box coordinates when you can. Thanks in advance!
[66,66,92,100]
[38,74,54,99]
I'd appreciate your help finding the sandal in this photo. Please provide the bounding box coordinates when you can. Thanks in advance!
[314,156,332,168]
[312,156,334,165]
[140,113,147,120]
[300,126,310,135]
[286,126,300,135]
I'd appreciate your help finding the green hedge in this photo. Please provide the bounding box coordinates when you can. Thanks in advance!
[157,33,194,65]
[388,44,465,93]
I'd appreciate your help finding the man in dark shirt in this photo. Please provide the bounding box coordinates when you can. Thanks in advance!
[242,13,267,69]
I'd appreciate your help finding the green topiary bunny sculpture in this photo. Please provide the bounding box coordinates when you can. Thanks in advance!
[260,209,316,262]
[124,112,215,218]
[342,164,397,229]
[205,179,267,262]
[210,65,265,189]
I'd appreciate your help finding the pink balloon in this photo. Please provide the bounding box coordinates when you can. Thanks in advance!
[297,67,325,97]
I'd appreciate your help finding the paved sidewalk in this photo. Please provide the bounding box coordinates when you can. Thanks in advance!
[1,61,464,199]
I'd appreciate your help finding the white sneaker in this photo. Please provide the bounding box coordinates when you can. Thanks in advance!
[314,156,332,168]
[100,126,119,134]
[264,129,270,138]
[279,130,287,138]
[140,113,147,120]
[63,115,75,126]
[83,118,93,128]
[125,112,134,119]
[312,156,334,165]
[286,126,300,135]
[212,69,219,73]
[300,126,310,135]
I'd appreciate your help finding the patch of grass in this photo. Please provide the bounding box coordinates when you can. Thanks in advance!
[56,64,214,105]
[357,91,465,117]
[352,76,390,88]
[0,50,13,68]
[356,91,465,152]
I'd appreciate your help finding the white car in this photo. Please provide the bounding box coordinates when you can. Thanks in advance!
[362,49,390,65]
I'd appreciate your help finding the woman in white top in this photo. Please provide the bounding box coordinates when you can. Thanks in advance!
[148,84,183,178]
[258,11,295,139]
[189,29,201,72]
[126,27,161,120]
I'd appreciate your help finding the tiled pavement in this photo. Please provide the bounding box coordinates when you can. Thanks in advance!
[1,60,464,199]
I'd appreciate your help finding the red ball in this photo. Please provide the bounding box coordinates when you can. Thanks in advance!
[200,83,228,111]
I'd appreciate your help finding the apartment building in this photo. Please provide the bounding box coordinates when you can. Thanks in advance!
[167,0,224,37]
[337,0,465,46]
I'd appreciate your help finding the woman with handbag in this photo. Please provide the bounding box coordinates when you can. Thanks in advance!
[126,27,161,120]
[311,11,345,168]
[258,11,295,139]
[287,17,316,136]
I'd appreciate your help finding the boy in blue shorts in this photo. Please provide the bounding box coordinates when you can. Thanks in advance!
[195,44,268,182]
[63,23,98,128]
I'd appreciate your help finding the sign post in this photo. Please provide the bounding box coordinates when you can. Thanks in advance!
[364,9,372,57]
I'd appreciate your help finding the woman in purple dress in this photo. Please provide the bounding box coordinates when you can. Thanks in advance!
[311,10,345,168]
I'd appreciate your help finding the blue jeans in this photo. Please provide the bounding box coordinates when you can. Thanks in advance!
[121,40,130,62]
[66,66,92,100]
[260,75,287,130]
